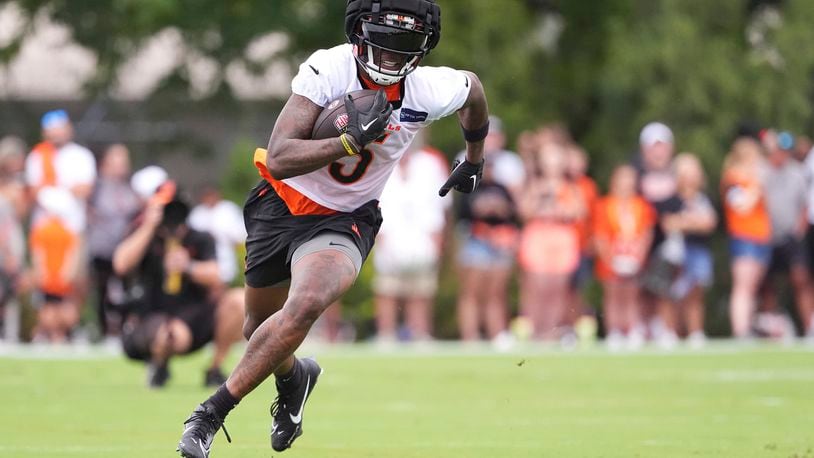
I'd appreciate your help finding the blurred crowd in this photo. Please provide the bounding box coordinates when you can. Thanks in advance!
[1,109,814,374]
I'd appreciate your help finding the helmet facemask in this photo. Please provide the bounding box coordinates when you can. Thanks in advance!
[353,13,431,86]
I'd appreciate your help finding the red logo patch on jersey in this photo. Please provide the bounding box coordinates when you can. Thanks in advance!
[351,223,361,237]
[334,113,349,132]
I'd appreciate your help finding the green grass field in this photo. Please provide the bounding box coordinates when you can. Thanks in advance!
[2,343,813,457]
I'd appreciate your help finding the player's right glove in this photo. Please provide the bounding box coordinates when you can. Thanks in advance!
[438,159,484,196]
[344,89,393,148]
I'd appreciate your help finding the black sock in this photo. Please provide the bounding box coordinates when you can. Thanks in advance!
[206,384,240,419]
[275,358,302,392]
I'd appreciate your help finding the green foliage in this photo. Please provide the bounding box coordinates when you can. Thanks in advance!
[11,0,346,95]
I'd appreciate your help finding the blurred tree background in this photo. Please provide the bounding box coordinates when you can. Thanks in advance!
[4,0,814,337]
[7,0,813,181]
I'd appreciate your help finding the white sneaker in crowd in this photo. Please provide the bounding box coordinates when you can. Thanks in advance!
[687,331,707,350]
[605,330,625,353]
[656,331,679,350]
[626,326,646,351]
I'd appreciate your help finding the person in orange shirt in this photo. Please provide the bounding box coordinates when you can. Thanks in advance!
[721,138,772,338]
[518,141,585,341]
[593,165,656,350]
[567,144,599,327]
[29,187,82,343]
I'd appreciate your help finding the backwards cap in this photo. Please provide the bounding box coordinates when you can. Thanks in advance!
[41,110,70,130]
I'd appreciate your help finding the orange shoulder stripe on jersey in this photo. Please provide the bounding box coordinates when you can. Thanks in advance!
[253,148,337,216]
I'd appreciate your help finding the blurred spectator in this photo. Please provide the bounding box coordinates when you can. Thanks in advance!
[0,136,29,218]
[593,165,655,350]
[518,142,585,340]
[758,131,814,337]
[516,130,541,177]
[114,170,243,388]
[373,139,449,342]
[455,138,521,343]
[187,185,249,374]
[0,136,29,334]
[801,136,814,276]
[654,153,717,348]
[188,185,247,286]
[87,144,141,337]
[25,110,96,231]
[721,138,772,338]
[635,121,678,339]
[29,187,83,342]
[637,122,677,205]
[794,135,811,163]
[567,144,599,329]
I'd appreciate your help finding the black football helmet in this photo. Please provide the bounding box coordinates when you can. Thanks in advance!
[345,0,441,85]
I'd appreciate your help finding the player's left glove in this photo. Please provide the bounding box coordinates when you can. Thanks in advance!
[438,159,484,196]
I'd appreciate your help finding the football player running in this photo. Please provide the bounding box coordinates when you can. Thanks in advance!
[177,1,489,456]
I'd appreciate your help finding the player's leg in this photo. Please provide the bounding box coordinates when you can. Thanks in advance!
[231,246,358,452]
[227,248,355,395]
[178,234,361,457]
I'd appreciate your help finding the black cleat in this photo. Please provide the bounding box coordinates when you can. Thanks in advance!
[177,402,231,458]
[204,367,227,388]
[270,358,322,452]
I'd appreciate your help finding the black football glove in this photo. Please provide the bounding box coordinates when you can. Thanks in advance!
[344,89,393,147]
[438,159,484,196]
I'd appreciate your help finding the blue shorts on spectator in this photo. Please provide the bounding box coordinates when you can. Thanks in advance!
[729,237,771,265]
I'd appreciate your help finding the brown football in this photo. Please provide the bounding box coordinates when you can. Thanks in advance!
[311,89,380,140]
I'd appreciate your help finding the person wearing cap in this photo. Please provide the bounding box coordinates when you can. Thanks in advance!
[114,168,245,388]
[634,121,679,342]
[25,110,96,228]
[28,187,83,342]
[87,145,141,338]
[757,130,814,339]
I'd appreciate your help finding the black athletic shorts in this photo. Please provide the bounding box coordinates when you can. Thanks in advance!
[243,180,382,288]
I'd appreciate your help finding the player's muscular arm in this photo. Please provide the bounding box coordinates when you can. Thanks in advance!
[439,71,489,197]
[458,71,489,164]
[265,94,349,180]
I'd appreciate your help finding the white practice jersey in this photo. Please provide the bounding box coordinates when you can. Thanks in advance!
[285,44,470,212]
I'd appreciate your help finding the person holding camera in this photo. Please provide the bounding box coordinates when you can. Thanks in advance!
[113,177,241,388]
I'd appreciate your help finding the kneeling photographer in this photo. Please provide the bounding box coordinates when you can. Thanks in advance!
[114,178,241,388]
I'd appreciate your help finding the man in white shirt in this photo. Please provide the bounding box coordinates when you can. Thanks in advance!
[373,134,449,342]
[25,109,96,232]
[188,186,248,285]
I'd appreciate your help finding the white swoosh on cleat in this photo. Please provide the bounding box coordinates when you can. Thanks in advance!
[194,438,209,456]
[289,375,310,424]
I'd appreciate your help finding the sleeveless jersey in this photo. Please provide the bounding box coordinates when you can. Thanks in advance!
[284,44,471,212]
